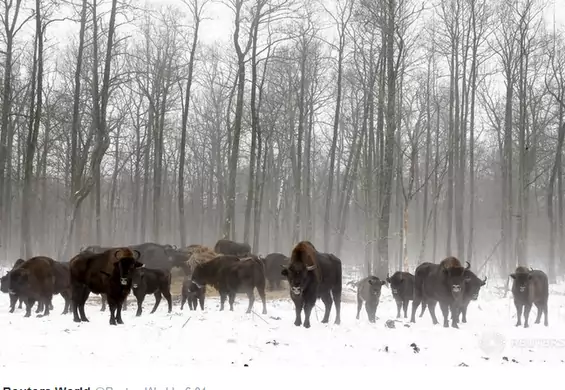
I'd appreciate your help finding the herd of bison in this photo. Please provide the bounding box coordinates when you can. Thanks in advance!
[0,239,551,330]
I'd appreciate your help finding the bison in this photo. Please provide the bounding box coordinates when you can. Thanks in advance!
[131,267,172,316]
[69,247,143,325]
[510,266,548,328]
[386,271,414,319]
[410,257,471,329]
[281,241,342,328]
[419,270,486,324]
[262,253,289,290]
[356,276,385,323]
[1,258,25,312]
[8,256,59,317]
[181,277,205,311]
[213,239,251,257]
[190,254,267,314]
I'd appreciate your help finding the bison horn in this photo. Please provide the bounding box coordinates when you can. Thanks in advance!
[133,250,141,260]
[482,276,487,283]
[306,264,317,271]
[114,249,124,260]
[465,261,471,270]
[529,267,534,272]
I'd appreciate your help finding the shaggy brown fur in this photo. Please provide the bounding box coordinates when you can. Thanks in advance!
[69,247,143,325]
[8,256,57,317]
[290,241,321,281]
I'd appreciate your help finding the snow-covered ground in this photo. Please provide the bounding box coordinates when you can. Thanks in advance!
[1,279,564,368]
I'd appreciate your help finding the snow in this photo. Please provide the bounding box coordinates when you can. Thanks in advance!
[1,278,564,369]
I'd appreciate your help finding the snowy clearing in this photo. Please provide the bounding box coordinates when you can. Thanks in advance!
[1,280,564,368]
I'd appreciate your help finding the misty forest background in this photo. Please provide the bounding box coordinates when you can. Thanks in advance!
[0,0,565,284]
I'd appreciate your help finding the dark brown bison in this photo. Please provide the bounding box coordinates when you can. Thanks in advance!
[386,271,415,319]
[410,257,471,329]
[420,270,486,324]
[70,247,143,325]
[8,256,59,317]
[281,241,342,328]
[510,266,549,327]
[1,258,25,312]
[131,267,172,316]
[213,239,251,257]
[262,253,289,290]
[190,254,267,314]
[356,276,385,323]
[181,277,204,311]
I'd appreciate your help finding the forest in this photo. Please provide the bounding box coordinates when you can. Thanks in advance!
[0,0,564,283]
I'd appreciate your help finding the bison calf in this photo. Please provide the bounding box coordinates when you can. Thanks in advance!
[386,271,414,319]
[181,277,205,311]
[510,266,549,328]
[131,268,172,316]
[356,276,385,323]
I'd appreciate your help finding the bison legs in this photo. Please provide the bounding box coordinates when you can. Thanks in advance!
[426,301,439,325]
[135,293,145,316]
[61,291,71,315]
[393,299,401,318]
[108,302,118,325]
[181,293,187,310]
[365,301,377,323]
[320,292,333,324]
[402,299,409,318]
[71,284,90,323]
[36,295,52,318]
[332,288,341,325]
[449,304,460,329]
[35,301,43,314]
[303,299,315,329]
[257,285,267,315]
[419,302,426,317]
[514,301,524,327]
[228,292,237,311]
[100,294,107,312]
[198,293,204,310]
[219,292,227,311]
[439,302,450,328]
[523,303,532,328]
[150,291,162,314]
[356,296,363,320]
[116,301,125,324]
[460,303,469,323]
[534,302,548,326]
[245,290,255,314]
[9,294,18,313]
[24,298,35,317]
[292,298,304,327]
[18,297,23,309]
[162,289,172,313]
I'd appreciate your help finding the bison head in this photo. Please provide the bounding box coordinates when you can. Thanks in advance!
[387,272,406,296]
[510,271,531,295]
[280,262,316,297]
[465,272,487,300]
[367,277,386,296]
[443,265,470,301]
[0,273,10,293]
[112,249,144,286]
[8,268,31,295]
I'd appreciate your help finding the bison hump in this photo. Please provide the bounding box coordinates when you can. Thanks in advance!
[440,256,462,269]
